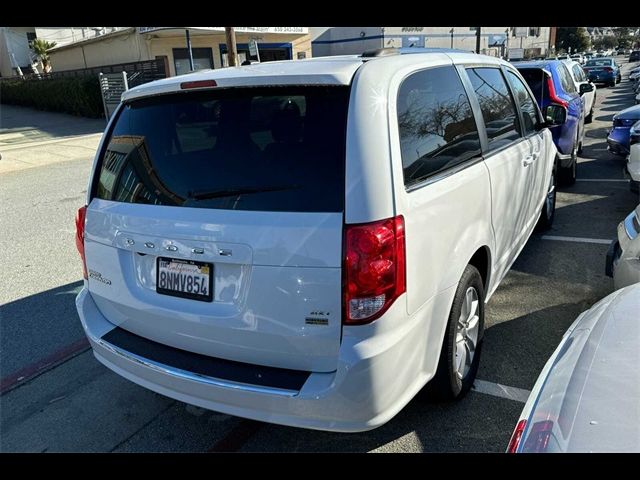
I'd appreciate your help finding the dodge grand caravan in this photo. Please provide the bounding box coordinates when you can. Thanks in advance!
[75,48,559,432]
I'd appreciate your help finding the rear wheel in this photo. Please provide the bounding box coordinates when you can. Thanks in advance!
[423,264,485,401]
[585,102,594,124]
[535,163,556,231]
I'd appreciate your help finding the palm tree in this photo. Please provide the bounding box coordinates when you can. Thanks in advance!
[31,38,57,73]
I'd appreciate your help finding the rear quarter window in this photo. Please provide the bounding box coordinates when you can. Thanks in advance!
[92,86,350,213]
[396,66,481,188]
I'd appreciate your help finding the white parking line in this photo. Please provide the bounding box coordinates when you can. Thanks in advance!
[473,379,530,403]
[540,235,611,245]
[576,178,629,182]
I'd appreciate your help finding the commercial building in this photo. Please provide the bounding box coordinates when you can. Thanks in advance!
[48,27,311,76]
[0,27,127,77]
[311,27,553,59]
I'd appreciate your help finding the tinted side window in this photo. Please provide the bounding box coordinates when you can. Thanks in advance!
[467,67,520,151]
[558,64,576,93]
[397,66,481,188]
[506,70,539,136]
[572,65,584,82]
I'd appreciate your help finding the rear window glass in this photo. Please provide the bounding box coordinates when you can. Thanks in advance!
[93,86,350,213]
[585,59,612,67]
[517,68,549,103]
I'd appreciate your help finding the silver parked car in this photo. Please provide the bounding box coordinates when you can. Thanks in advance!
[507,284,640,453]
[606,204,640,288]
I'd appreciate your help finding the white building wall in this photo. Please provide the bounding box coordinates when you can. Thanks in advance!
[0,27,36,76]
[312,27,551,58]
[35,27,127,48]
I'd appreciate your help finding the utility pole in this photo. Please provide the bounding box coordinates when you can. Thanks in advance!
[450,28,454,49]
[476,27,481,53]
[225,27,238,67]
[185,29,194,72]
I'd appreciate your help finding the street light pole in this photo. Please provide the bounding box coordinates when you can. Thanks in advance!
[225,27,238,67]
[476,27,481,53]
[185,29,194,72]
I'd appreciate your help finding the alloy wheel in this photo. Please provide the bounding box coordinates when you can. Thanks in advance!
[454,287,480,380]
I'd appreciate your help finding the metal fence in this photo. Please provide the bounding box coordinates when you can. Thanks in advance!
[0,58,167,84]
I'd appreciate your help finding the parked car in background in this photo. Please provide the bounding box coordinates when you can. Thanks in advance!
[606,203,640,289]
[556,55,568,61]
[570,54,584,64]
[564,60,596,123]
[74,48,559,432]
[507,283,640,453]
[630,50,640,62]
[582,58,621,87]
[607,104,640,156]
[513,60,588,184]
[626,121,640,193]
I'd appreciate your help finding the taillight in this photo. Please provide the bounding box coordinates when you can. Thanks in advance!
[343,215,406,325]
[604,67,613,72]
[507,419,527,453]
[546,76,569,109]
[523,420,554,453]
[75,205,88,280]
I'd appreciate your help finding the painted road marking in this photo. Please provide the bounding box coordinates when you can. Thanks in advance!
[540,235,611,245]
[576,178,629,182]
[0,338,90,395]
[473,379,531,404]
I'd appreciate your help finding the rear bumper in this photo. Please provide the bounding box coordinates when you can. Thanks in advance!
[556,151,574,168]
[76,287,435,432]
[607,136,630,156]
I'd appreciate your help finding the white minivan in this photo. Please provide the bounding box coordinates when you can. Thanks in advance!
[75,48,558,432]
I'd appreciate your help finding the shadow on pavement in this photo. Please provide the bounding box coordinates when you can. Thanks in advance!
[0,281,85,378]
[0,105,106,141]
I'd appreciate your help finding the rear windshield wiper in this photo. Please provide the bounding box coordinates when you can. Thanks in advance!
[187,185,299,201]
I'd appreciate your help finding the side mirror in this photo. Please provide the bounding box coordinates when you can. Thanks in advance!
[580,83,594,95]
[543,104,567,127]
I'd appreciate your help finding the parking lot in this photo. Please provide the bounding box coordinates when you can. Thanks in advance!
[1,59,638,453]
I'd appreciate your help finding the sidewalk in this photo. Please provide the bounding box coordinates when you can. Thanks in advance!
[0,104,107,174]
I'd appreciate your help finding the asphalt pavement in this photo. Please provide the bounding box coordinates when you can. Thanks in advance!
[1,59,638,452]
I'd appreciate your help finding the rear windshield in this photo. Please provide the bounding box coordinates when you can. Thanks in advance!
[92,86,350,213]
[517,68,549,103]
[585,59,612,67]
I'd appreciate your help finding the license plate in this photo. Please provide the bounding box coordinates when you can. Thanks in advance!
[156,257,213,302]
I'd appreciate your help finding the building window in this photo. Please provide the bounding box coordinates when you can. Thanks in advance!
[172,48,214,76]
[26,32,37,48]
[529,27,540,37]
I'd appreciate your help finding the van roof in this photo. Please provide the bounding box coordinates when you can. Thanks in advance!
[121,50,510,102]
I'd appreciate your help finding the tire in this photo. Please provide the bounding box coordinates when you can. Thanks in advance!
[558,142,577,186]
[608,80,616,88]
[585,106,594,124]
[535,163,556,231]
[423,264,485,402]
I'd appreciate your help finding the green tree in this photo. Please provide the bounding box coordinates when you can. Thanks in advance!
[555,27,590,53]
[593,36,618,51]
[30,38,57,73]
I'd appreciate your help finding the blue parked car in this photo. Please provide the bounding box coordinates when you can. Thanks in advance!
[513,60,589,185]
[583,58,621,87]
[607,104,640,156]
